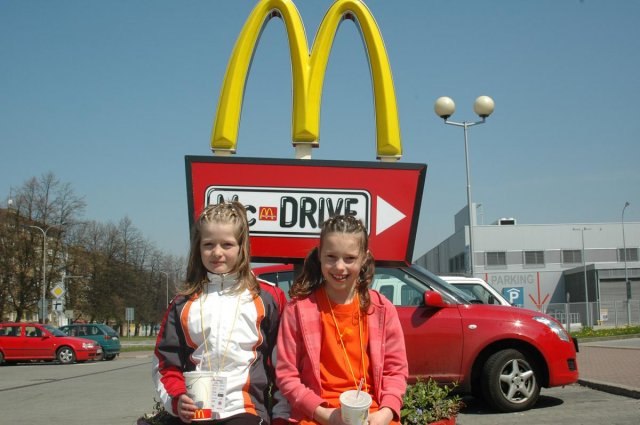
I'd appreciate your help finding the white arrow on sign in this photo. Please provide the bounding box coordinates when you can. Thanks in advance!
[376,196,406,235]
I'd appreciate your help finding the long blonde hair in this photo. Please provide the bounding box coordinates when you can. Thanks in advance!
[290,215,374,312]
[181,201,258,297]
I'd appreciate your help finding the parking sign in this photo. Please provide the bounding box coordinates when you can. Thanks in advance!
[503,287,524,307]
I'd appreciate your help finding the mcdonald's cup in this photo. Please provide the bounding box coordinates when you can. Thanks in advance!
[184,371,215,421]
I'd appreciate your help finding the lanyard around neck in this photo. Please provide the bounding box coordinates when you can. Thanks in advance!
[323,288,367,392]
[199,287,242,373]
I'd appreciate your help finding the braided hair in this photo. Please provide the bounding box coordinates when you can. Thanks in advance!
[182,201,258,297]
[290,215,374,312]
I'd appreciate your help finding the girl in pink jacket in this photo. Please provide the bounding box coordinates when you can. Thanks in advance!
[276,215,408,425]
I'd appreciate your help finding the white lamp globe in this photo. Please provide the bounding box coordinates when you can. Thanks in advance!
[473,96,495,118]
[434,97,456,119]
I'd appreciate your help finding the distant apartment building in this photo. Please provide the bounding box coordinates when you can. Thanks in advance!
[415,204,639,324]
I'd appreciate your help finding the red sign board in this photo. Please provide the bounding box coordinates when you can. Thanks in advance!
[186,156,426,266]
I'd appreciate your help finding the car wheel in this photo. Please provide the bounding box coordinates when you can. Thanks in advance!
[481,348,540,412]
[105,354,117,361]
[57,346,76,364]
[0,351,4,365]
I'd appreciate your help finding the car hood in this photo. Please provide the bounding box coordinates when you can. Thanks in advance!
[456,303,568,342]
[58,336,98,346]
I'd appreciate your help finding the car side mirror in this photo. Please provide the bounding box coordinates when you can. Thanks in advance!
[423,291,447,309]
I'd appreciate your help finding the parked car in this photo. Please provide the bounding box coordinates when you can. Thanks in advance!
[59,323,121,360]
[0,322,101,365]
[254,264,295,298]
[254,264,579,412]
[438,275,511,306]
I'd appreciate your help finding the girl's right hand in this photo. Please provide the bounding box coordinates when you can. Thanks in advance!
[313,406,348,425]
[177,394,197,423]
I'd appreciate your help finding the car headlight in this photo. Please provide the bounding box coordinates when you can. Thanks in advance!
[82,342,95,349]
[533,316,570,342]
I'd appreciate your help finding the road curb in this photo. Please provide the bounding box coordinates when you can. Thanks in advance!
[577,379,640,400]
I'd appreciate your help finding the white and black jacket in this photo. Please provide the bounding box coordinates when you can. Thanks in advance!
[152,273,289,423]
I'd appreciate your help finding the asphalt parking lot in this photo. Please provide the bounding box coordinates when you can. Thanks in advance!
[0,337,638,424]
[457,384,640,425]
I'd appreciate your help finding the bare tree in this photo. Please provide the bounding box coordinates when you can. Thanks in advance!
[1,173,185,329]
[1,173,85,321]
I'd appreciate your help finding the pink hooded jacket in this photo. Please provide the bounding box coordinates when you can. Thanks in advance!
[276,289,408,422]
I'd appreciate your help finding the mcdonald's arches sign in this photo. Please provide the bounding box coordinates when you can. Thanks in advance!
[212,0,402,161]
[186,157,426,265]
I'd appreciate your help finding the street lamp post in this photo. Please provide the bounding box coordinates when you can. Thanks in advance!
[27,224,57,324]
[622,201,631,325]
[573,227,592,327]
[434,95,495,277]
[159,271,169,307]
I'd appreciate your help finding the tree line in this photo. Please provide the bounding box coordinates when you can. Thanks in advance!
[0,172,184,335]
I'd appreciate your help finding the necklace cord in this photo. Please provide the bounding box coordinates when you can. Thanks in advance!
[324,288,368,392]
[199,280,242,373]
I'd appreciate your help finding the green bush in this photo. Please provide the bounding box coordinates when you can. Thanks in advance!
[401,378,463,425]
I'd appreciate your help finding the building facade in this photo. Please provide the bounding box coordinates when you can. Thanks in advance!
[415,205,640,326]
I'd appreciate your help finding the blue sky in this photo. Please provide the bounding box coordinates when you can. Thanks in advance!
[2,0,639,260]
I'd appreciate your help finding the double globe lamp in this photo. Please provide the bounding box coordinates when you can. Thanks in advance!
[434,95,495,277]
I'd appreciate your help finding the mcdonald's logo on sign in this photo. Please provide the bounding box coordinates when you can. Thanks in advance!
[212,0,402,160]
[259,206,278,221]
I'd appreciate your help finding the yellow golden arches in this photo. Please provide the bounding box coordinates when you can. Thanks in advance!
[211,0,402,161]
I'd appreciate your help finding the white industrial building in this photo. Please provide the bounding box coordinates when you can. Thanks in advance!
[415,204,640,327]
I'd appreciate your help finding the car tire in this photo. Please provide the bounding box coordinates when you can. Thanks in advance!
[105,354,117,361]
[56,346,76,364]
[481,348,540,412]
[0,351,4,365]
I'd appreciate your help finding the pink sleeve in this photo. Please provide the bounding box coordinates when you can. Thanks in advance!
[276,301,326,420]
[378,298,409,417]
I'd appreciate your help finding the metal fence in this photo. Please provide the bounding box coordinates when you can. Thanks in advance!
[546,300,640,330]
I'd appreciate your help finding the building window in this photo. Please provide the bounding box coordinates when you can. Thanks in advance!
[618,248,639,262]
[486,251,506,267]
[562,249,582,264]
[524,250,545,266]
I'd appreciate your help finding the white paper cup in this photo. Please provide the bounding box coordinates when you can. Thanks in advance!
[184,371,215,421]
[339,390,372,425]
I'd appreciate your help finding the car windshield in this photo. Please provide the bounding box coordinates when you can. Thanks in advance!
[405,264,474,304]
[43,324,67,337]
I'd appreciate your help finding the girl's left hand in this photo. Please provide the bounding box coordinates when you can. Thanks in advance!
[367,407,394,425]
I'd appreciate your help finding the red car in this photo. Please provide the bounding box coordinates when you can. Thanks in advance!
[254,264,579,413]
[0,322,102,365]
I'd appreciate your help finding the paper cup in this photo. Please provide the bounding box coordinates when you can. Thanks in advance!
[339,390,372,425]
[184,371,215,421]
